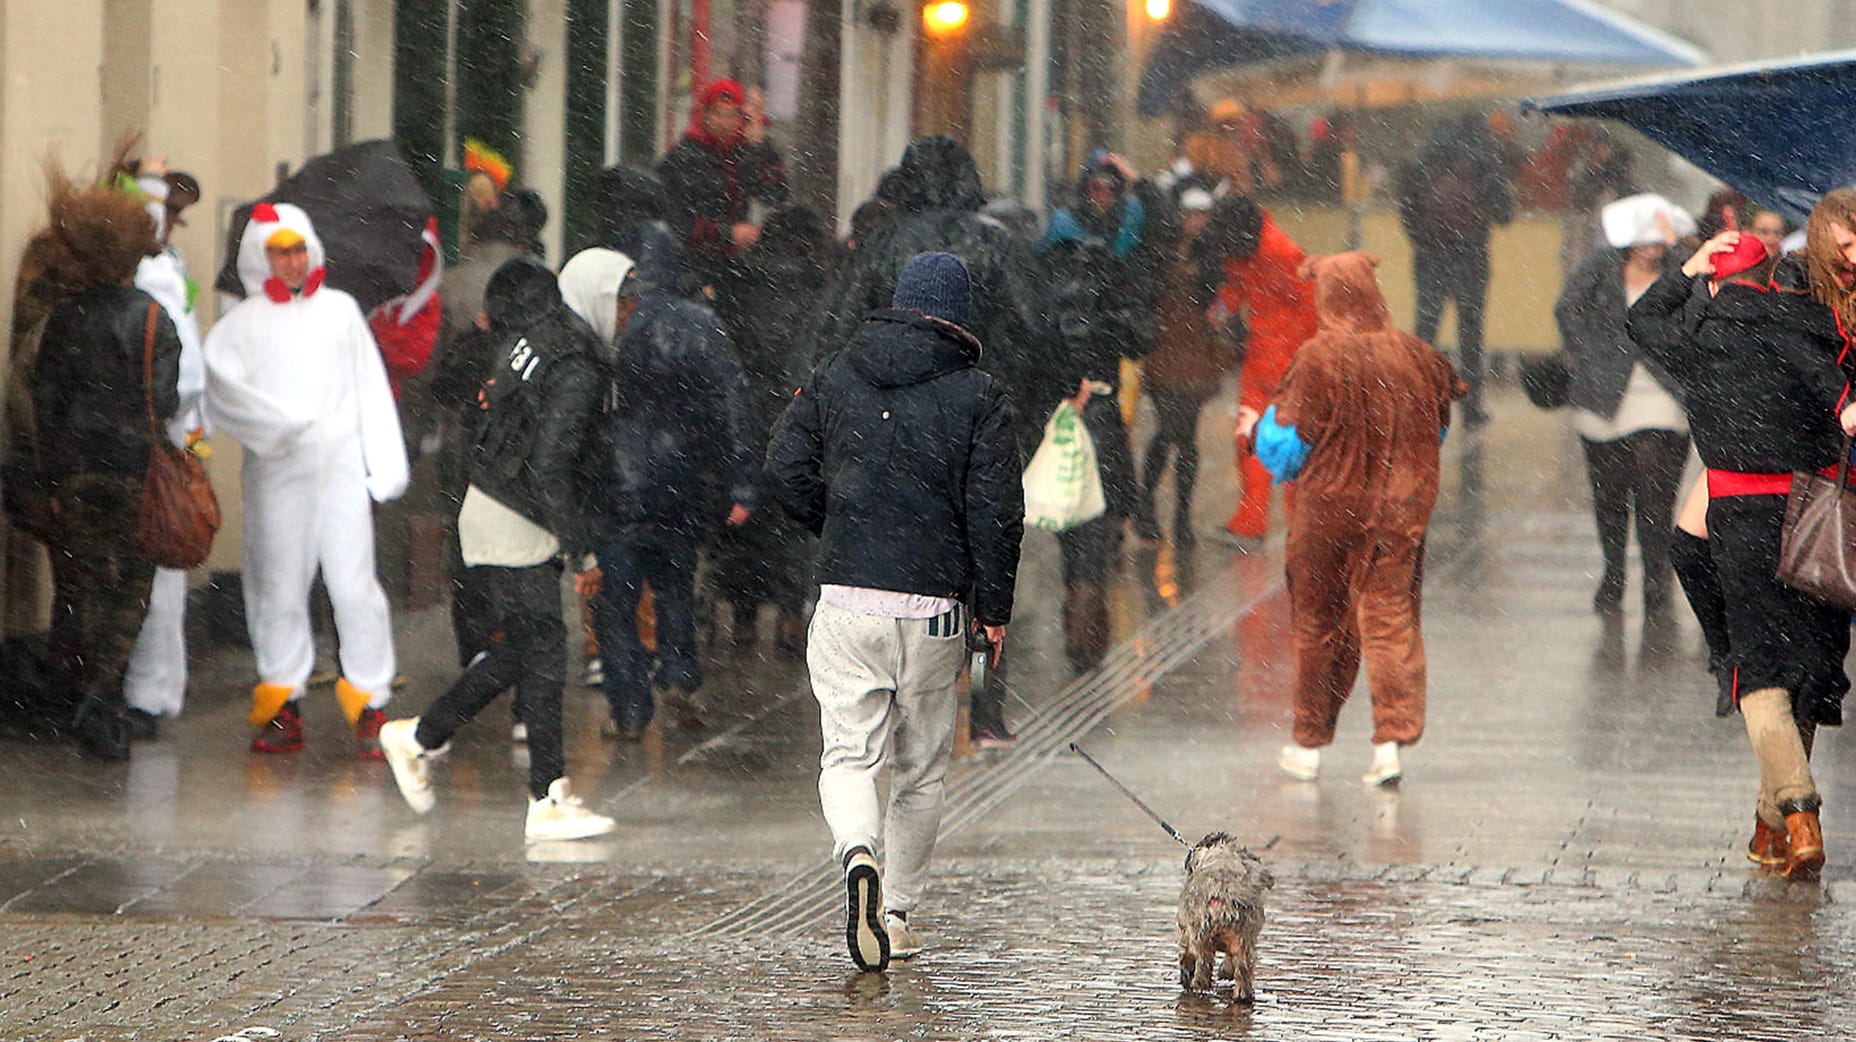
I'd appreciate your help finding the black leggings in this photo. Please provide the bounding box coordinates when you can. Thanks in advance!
[1138,389,1204,525]
[1580,429,1689,608]
[417,563,567,799]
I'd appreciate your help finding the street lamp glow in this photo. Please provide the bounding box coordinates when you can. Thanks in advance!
[923,0,970,36]
[1146,0,1170,19]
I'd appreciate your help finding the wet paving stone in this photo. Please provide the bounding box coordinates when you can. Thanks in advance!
[2,858,193,916]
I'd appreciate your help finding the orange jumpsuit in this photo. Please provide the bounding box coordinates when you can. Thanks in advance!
[1217,211,1318,539]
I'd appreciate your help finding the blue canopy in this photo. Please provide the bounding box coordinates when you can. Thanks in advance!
[1527,51,1856,226]
[1139,0,1703,117]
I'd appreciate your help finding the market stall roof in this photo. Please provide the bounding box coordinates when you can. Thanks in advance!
[1140,0,1704,116]
[1526,50,1856,225]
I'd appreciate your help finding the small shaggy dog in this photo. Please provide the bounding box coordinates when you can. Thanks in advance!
[1176,832,1274,999]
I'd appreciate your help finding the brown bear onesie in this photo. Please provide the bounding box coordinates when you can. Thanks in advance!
[1269,252,1462,750]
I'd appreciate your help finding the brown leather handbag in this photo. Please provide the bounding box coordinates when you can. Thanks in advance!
[137,303,219,568]
[1778,436,1856,610]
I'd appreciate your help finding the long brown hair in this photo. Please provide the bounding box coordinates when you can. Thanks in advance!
[1805,188,1856,332]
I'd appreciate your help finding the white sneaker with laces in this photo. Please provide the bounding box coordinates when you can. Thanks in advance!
[380,718,441,814]
[1278,744,1320,781]
[1363,741,1402,786]
[525,778,617,842]
[885,912,923,959]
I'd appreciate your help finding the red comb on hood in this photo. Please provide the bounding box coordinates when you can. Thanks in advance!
[251,202,280,224]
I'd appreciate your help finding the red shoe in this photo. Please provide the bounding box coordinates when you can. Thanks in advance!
[354,707,388,761]
[251,702,305,754]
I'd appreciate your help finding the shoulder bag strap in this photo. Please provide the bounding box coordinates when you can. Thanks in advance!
[141,301,161,440]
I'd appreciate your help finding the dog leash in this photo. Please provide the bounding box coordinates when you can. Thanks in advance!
[1069,742,1192,848]
[1069,742,1283,852]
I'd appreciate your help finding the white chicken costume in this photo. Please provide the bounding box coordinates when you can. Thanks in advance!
[204,203,408,734]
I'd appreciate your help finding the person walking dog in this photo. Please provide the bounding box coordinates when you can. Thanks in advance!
[768,252,1023,971]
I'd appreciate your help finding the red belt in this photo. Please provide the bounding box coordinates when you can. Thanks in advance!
[1706,466,1839,498]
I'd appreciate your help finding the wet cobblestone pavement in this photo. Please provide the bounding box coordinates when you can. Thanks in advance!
[8,859,1854,1040]
[6,388,1856,1040]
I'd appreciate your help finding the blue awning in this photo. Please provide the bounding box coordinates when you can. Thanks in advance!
[1526,50,1856,226]
[1140,0,1703,117]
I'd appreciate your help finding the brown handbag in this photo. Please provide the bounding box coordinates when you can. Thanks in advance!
[136,302,220,568]
[1778,435,1856,610]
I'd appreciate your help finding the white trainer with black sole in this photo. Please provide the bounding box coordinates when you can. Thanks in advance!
[844,849,889,972]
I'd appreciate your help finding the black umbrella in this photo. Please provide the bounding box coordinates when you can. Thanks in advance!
[216,139,434,313]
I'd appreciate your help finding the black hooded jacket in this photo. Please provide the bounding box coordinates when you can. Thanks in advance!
[467,259,606,561]
[814,137,1050,452]
[767,309,1024,626]
[597,226,757,529]
[1626,271,1848,474]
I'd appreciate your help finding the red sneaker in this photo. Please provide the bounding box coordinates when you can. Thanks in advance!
[251,702,305,754]
[354,707,388,761]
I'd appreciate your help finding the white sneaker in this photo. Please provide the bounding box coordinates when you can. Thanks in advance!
[844,848,889,972]
[885,912,923,959]
[1363,741,1402,786]
[380,718,441,814]
[511,721,528,743]
[525,778,617,842]
[1278,744,1320,781]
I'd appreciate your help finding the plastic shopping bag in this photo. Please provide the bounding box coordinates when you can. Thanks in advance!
[1023,401,1106,531]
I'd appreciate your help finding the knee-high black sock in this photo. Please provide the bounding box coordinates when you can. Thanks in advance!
[1669,528,1731,670]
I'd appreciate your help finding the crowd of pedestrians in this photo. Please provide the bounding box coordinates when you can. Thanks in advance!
[13,93,1856,973]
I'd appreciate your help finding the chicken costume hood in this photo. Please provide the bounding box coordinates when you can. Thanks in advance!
[236,202,330,301]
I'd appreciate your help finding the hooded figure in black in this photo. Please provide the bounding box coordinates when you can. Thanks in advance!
[712,206,836,653]
[814,136,1050,455]
[767,254,1022,969]
[591,223,756,736]
[1394,115,1514,424]
[381,258,615,842]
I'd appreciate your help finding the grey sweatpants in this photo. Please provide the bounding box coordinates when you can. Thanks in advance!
[809,601,966,915]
